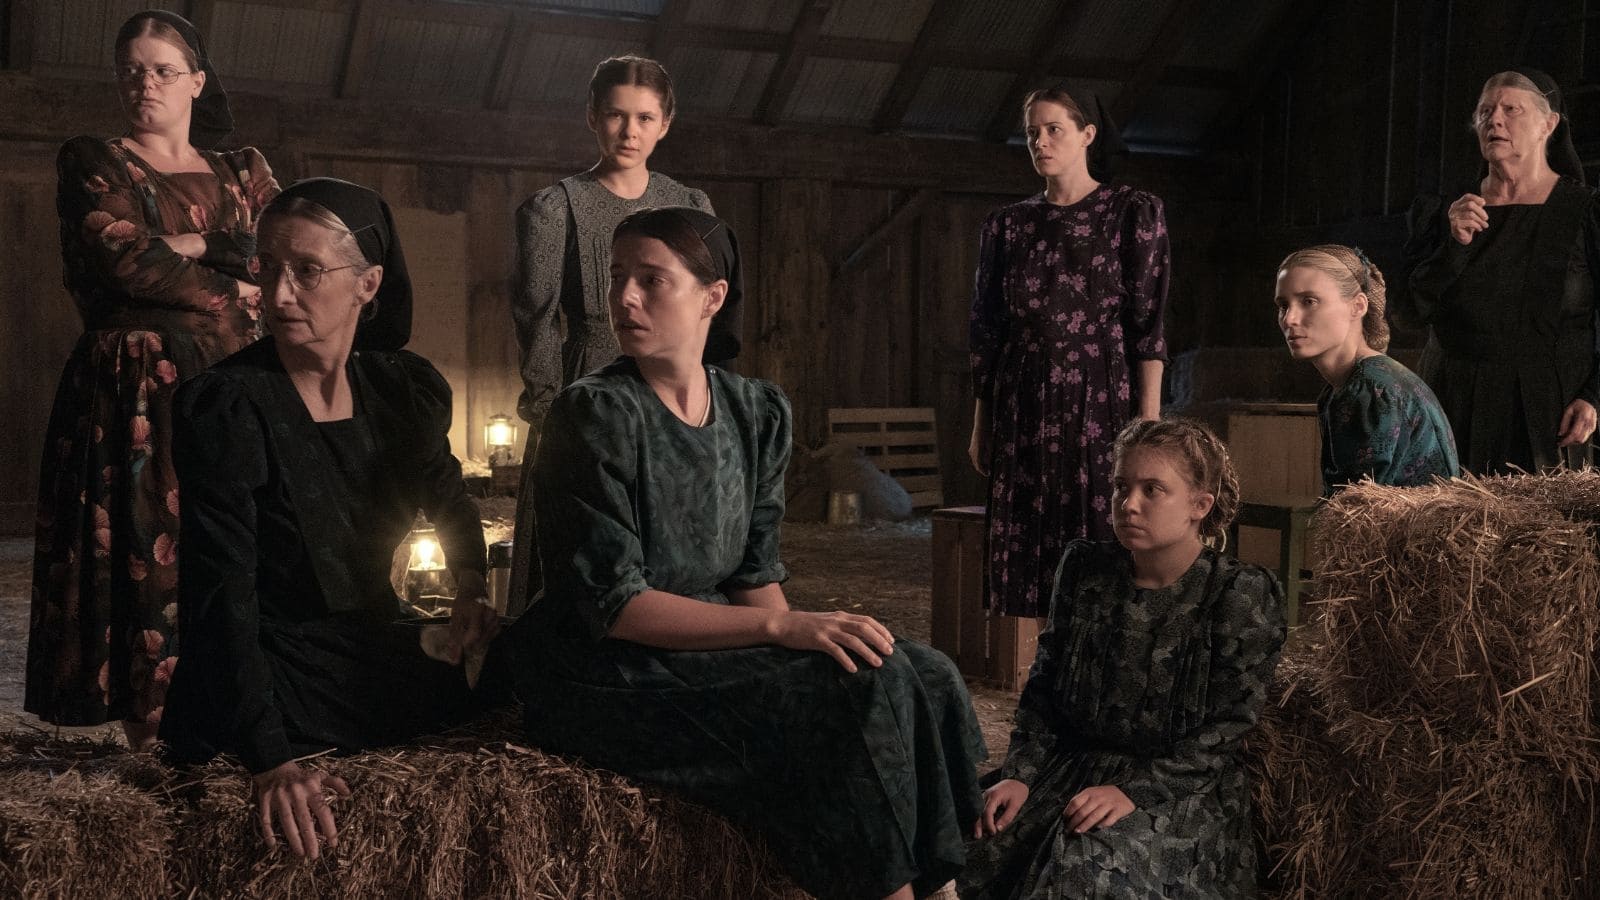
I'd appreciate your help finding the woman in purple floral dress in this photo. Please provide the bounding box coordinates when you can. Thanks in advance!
[25,11,278,748]
[969,85,1171,618]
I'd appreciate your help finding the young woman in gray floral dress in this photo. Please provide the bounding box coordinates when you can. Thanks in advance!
[961,419,1286,899]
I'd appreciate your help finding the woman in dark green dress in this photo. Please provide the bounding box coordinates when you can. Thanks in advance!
[1403,68,1600,474]
[507,208,985,900]
[1275,244,1458,495]
[961,419,1286,899]
[160,179,500,859]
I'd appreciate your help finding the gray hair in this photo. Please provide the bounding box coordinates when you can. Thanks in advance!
[1471,71,1555,131]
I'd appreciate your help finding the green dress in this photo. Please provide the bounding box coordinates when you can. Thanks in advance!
[1319,354,1459,496]
[959,541,1285,900]
[507,359,986,900]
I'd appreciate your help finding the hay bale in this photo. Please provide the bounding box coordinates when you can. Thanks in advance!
[0,764,171,900]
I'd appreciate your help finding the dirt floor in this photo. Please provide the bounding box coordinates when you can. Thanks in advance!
[0,511,1017,766]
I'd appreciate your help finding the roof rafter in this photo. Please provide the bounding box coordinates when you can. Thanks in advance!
[870,0,962,132]
[1109,0,1207,128]
[983,1,1090,142]
[485,9,536,110]
[651,0,691,60]
[754,0,833,126]
[335,0,380,100]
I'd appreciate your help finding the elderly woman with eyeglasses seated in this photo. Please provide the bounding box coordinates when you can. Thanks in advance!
[158,178,501,859]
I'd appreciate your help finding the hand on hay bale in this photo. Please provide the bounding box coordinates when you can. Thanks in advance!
[252,760,351,859]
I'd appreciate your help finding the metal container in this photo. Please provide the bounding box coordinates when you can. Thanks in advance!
[826,490,862,526]
[487,540,514,614]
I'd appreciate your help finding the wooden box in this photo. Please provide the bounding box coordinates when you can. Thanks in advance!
[827,407,944,508]
[930,506,1041,691]
[1224,403,1321,501]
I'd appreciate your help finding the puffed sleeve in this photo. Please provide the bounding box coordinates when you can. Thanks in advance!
[724,380,792,588]
[688,187,716,214]
[512,186,570,428]
[970,210,1009,398]
[1119,564,1287,809]
[998,541,1091,784]
[531,384,648,640]
[199,146,281,281]
[56,136,256,309]
[1118,191,1170,362]
[1322,379,1397,494]
[169,372,292,774]
[398,351,487,575]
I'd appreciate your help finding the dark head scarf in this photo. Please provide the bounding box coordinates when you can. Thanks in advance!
[1037,83,1127,183]
[615,206,743,365]
[1508,67,1585,184]
[115,10,234,150]
[264,178,413,351]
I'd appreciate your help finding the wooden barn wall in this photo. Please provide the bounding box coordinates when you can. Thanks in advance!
[1208,0,1558,350]
[0,71,1238,531]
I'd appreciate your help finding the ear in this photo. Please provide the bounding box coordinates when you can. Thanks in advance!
[585,106,600,134]
[1082,122,1097,147]
[1191,489,1215,524]
[191,69,205,99]
[1351,290,1369,320]
[658,115,672,141]
[702,279,727,318]
[355,264,384,305]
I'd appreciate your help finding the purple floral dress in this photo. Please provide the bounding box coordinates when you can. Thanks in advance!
[26,136,278,726]
[970,185,1170,618]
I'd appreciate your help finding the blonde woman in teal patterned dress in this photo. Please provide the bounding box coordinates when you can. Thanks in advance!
[1274,244,1459,495]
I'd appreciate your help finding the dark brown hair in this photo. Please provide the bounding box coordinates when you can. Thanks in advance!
[1112,418,1241,547]
[613,208,719,284]
[1022,86,1088,130]
[1276,244,1391,352]
[588,55,676,120]
[114,13,199,70]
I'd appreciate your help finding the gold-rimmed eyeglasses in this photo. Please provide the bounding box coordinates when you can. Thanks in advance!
[114,64,196,86]
[249,257,363,292]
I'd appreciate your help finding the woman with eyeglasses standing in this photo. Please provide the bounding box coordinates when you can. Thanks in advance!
[25,9,278,749]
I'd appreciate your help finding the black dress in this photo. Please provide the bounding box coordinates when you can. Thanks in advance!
[158,340,488,773]
[1404,179,1600,473]
[506,359,986,900]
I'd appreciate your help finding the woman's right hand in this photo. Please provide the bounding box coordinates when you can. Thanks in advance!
[252,761,351,859]
[975,778,1029,838]
[770,610,895,673]
[1447,193,1489,245]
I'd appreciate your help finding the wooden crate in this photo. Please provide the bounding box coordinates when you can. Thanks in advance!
[930,506,1041,691]
[827,407,944,509]
[1224,403,1321,501]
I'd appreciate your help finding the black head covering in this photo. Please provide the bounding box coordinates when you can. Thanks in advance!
[266,178,413,351]
[116,10,234,150]
[617,206,743,365]
[1508,67,1585,184]
[1038,84,1127,183]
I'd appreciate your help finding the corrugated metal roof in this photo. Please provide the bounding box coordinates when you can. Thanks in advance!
[207,1,349,87]
[820,0,935,43]
[1121,86,1227,147]
[1060,0,1172,63]
[902,67,1014,134]
[365,16,499,106]
[33,0,184,69]
[518,0,665,15]
[686,0,806,33]
[1172,0,1278,71]
[995,77,1124,141]
[782,57,898,126]
[933,0,1055,57]
[667,47,779,119]
[509,32,648,109]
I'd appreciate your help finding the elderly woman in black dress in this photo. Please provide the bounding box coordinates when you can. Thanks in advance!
[159,179,499,858]
[1403,68,1600,473]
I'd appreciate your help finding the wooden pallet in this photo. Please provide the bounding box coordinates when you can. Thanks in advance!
[826,407,944,509]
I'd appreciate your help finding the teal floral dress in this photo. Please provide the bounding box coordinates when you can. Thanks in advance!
[507,358,987,900]
[959,541,1285,900]
[27,137,277,726]
[1319,354,1459,495]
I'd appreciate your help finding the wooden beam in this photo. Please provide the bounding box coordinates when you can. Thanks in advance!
[983,1,1089,142]
[484,10,535,110]
[6,0,33,72]
[336,0,379,100]
[1110,0,1206,127]
[833,188,938,277]
[755,0,832,125]
[651,0,691,59]
[1200,0,1314,153]
[870,0,960,132]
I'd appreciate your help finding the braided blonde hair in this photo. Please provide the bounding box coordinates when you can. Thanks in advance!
[1112,418,1240,547]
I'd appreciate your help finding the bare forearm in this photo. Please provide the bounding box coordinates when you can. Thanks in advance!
[725,582,789,611]
[1135,360,1163,419]
[609,589,779,650]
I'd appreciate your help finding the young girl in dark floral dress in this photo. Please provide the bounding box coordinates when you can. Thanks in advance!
[961,419,1286,900]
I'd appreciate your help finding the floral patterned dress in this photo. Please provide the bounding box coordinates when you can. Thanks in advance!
[25,136,278,726]
[1319,354,1459,495]
[971,186,1171,618]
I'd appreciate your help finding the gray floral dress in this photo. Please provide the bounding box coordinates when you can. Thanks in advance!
[959,541,1285,900]
[506,358,987,900]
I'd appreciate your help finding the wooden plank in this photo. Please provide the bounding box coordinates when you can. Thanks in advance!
[870,0,959,132]
[955,514,988,678]
[755,179,832,446]
[756,0,832,125]
[873,452,939,470]
[336,0,379,100]
[930,511,962,663]
[908,489,945,508]
[828,406,936,424]
[832,188,938,278]
[990,615,1042,691]
[894,474,944,493]
[983,0,1089,141]
[1109,0,1207,127]
[484,10,534,111]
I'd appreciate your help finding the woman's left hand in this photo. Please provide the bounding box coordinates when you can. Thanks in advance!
[1558,398,1598,448]
[446,570,501,664]
[1063,785,1134,833]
